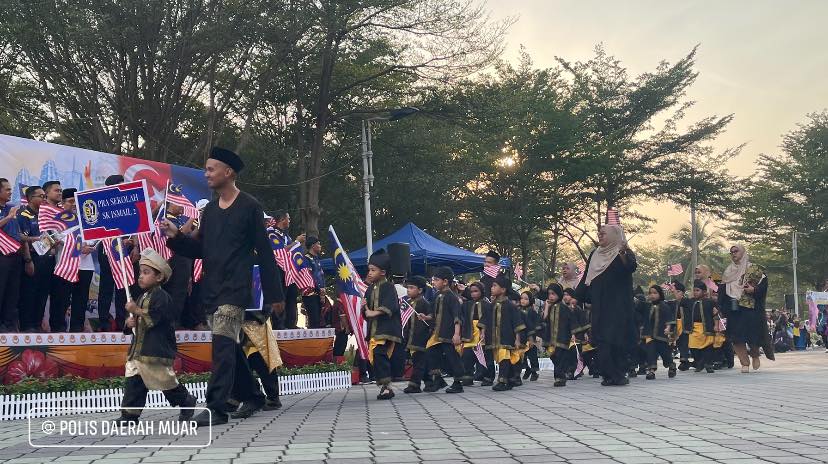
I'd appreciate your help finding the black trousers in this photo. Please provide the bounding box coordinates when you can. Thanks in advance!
[181,281,207,329]
[302,294,321,328]
[0,253,22,331]
[53,270,93,332]
[242,351,279,402]
[205,334,265,414]
[163,254,191,327]
[631,340,647,371]
[121,375,190,418]
[597,342,628,383]
[19,253,56,331]
[97,248,132,331]
[275,284,299,329]
[482,348,496,382]
[427,342,464,381]
[550,347,573,379]
[461,348,482,381]
[391,334,408,379]
[582,349,597,375]
[371,341,395,386]
[333,332,349,357]
[646,340,674,370]
[524,345,540,373]
[496,359,512,384]
[692,346,715,368]
[677,333,691,362]
[408,350,428,388]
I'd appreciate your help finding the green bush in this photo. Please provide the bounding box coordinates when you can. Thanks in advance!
[0,362,349,396]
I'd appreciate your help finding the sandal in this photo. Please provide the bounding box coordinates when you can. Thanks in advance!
[377,386,395,400]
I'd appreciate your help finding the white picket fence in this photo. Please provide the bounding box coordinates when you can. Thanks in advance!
[0,371,350,421]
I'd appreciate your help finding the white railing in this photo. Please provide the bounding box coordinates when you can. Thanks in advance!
[0,371,350,421]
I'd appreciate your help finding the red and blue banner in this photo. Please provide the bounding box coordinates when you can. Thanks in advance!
[75,180,153,241]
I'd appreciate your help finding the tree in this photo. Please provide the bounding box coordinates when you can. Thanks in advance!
[283,0,512,236]
[556,46,737,255]
[663,219,729,284]
[733,111,828,301]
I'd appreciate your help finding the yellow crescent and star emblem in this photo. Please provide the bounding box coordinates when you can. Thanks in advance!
[82,199,98,226]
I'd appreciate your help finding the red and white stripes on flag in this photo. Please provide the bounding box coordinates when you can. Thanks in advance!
[284,243,315,290]
[329,225,369,358]
[38,203,64,232]
[18,184,28,207]
[483,263,501,278]
[54,228,82,282]
[0,229,21,255]
[136,227,171,261]
[573,344,585,376]
[514,263,523,280]
[193,259,203,282]
[400,296,415,328]
[103,238,135,289]
[472,339,487,366]
[605,207,621,226]
[667,263,684,276]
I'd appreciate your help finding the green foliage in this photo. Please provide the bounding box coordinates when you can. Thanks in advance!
[733,111,828,304]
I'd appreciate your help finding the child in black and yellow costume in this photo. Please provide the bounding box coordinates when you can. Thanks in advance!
[669,281,693,371]
[479,275,525,391]
[460,281,489,386]
[423,266,465,394]
[362,250,403,400]
[643,285,677,380]
[403,276,433,394]
[564,288,597,378]
[115,249,196,425]
[517,290,542,382]
[688,279,716,374]
[541,283,586,387]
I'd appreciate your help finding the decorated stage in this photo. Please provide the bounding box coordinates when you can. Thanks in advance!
[0,328,334,384]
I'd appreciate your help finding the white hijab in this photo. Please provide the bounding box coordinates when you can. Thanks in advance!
[722,244,749,300]
[585,225,626,285]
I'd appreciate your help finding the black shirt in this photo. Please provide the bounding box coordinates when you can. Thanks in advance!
[167,191,284,313]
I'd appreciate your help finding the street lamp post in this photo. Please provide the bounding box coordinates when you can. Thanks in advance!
[357,107,419,255]
[792,230,799,319]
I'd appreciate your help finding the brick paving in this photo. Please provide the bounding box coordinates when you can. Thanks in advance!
[1,350,827,463]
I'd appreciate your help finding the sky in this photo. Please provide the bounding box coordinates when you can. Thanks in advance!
[486,0,828,246]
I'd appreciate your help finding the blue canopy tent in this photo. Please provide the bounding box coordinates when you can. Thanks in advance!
[321,222,485,276]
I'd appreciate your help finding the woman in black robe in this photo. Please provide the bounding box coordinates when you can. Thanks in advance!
[576,224,638,386]
[719,244,774,373]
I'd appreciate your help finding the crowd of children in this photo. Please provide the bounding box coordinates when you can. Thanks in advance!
[358,248,743,400]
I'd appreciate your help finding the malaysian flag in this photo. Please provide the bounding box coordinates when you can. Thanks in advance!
[514,263,523,280]
[285,243,315,290]
[38,203,65,232]
[137,204,172,260]
[400,296,415,328]
[103,238,135,289]
[0,229,20,255]
[166,183,199,219]
[576,260,586,280]
[193,259,203,282]
[472,339,486,366]
[605,207,621,226]
[483,263,501,278]
[667,263,684,276]
[268,227,291,272]
[573,343,585,376]
[329,225,369,358]
[54,228,82,282]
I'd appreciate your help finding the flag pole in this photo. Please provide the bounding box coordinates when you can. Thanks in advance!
[117,236,135,335]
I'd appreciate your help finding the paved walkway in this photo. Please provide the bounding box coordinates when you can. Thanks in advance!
[1,350,827,463]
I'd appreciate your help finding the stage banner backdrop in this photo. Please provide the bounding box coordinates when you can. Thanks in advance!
[0,329,334,384]
[0,134,210,326]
